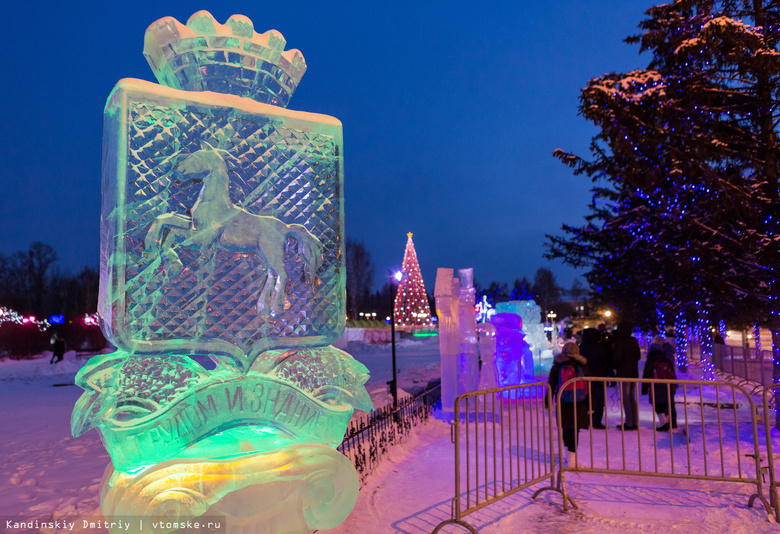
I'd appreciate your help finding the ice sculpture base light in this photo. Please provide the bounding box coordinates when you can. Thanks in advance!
[72,11,370,533]
[100,445,358,534]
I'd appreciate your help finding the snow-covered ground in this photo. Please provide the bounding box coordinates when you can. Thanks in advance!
[1,338,778,533]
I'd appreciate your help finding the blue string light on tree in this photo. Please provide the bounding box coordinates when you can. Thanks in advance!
[675,311,688,370]
[753,322,762,355]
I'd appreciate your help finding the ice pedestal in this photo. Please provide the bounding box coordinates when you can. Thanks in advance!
[72,11,368,533]
[100,444,358,534]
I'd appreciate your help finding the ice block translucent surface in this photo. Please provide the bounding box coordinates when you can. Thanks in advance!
[100,79,345,369]
[435,267,479,418]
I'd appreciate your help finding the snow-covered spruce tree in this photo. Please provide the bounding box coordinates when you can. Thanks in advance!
[546,0,780,382]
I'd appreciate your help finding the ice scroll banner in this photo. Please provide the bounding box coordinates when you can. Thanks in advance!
[71,11,371,534]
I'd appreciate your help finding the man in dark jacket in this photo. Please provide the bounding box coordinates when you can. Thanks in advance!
[579,328,610,429]
[612,321,640,430]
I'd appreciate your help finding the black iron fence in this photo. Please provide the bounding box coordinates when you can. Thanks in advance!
[338,382,441,485]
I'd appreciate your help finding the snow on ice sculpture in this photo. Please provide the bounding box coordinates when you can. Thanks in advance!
[435,268,479,420]
[71,11,370,533]
[497,300,549,373]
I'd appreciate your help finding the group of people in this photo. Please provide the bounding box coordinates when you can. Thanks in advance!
[548,322,680,464]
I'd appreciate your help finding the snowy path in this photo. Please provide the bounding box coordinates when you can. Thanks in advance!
[1,340,779,533]
[0,366,108,530]
[324,417,776,534]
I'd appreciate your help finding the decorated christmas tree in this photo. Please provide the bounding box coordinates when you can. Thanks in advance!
[394,233,432,328]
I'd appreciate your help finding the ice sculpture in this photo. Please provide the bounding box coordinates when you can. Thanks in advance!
[490,312,534,384]
[496,300,550,372]
[435,268,479,420]
[71,11,370,533]
[477,323,498,390]
[457,269,480,394]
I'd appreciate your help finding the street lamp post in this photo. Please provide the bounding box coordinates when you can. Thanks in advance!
[388,270,403,408]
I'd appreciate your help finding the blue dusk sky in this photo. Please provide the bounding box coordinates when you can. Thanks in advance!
[0,0,655,292]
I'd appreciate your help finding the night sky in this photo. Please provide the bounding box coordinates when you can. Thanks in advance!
[0,0,654,292]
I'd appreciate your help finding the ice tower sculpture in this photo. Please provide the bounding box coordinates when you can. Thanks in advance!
[71,12,371,533]
[435,268,479,420]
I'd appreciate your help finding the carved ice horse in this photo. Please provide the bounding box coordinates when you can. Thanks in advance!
[144,142,323,316]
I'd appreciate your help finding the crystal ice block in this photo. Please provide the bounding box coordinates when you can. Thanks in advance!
[100,78,345,370]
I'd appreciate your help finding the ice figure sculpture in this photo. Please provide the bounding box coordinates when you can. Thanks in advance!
[496,300,550,373]
[71,11,370,533]
[490,313,534,384]
[435,268,479,420]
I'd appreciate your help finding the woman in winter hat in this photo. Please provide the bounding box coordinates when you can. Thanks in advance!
[641,336,678,430]
[548,342,591,466]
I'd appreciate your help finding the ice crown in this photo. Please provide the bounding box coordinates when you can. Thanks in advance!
[143,11,306,108]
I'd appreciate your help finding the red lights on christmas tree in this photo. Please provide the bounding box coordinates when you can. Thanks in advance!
[394,232,432,328]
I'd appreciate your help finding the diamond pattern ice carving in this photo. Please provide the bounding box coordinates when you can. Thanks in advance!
[103,85,344,366]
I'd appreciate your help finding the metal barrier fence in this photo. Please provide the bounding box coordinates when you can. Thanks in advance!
[714,346,775,388]
[433,378,777,531]
[432,382,568,534]
[555,377,772,517]
[760,385,780,521]
[338,383,440,485]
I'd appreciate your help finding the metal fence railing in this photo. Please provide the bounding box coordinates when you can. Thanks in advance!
[714,346,776,388]
[338,383,441,486]
[555,377,772,518]
[432,382,568,534]
[760,385,780,522]
[434,378,777,531]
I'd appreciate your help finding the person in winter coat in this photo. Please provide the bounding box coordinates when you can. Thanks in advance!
[641,336,678,430]
[661,333,681,372]
[549,342,591,466]
[612,321,641,430]
[579,328,610,429]
[711,333,726,372]
[49,333,65,365]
